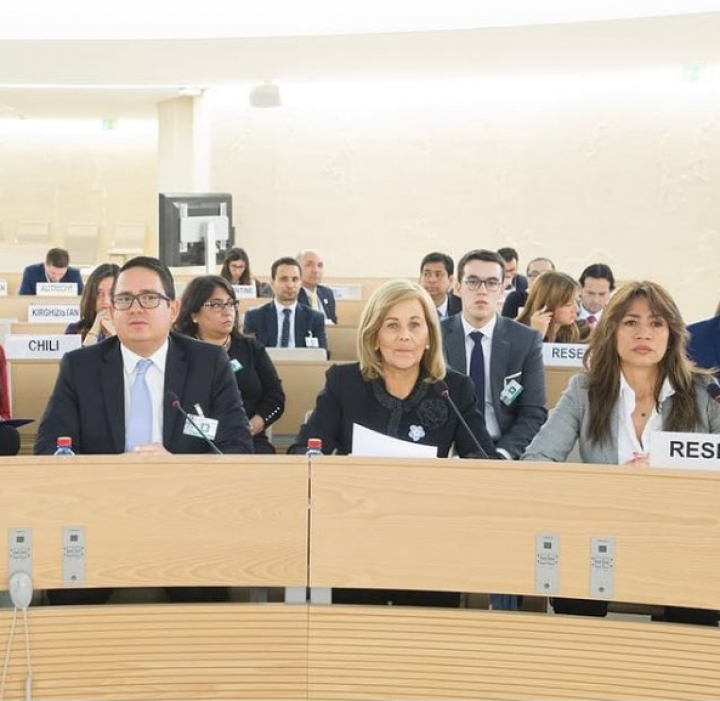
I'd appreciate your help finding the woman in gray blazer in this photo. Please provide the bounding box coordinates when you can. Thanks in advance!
[523,280,720,625]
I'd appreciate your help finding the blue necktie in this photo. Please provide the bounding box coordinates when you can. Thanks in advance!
[469,331,485,412]
[125,358,153,452]
[280,308,291,347]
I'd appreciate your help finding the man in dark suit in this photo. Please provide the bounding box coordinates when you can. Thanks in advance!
[497,247,528,298]
[688,312,720,379]
[441,249,547,461]
[501,256,555,319]
[419,252,462,320]
[35,256,253,456]
[244,256,327,350]
[19,247,84,295]
[296,250,337,324]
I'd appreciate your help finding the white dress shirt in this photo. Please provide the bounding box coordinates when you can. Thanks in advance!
[617,374,674,464]
[121,340,169,446]
[436,296,449,320]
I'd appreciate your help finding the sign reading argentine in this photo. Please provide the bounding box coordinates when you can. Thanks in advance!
[28,304,80,323]
[650,430,720,470]
[542,343,587,368]
[232,284,257,299]
[36,282,79,296]
[5,334,81,360]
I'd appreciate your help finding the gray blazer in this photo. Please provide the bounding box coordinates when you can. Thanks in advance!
[441,314,547,459]
[522,373,720,463]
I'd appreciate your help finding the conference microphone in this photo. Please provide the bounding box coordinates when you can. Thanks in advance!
[707,382,720,404]
[166,392,223,455]
[435,380,489,459]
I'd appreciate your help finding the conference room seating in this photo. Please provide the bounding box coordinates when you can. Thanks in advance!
[0,454,716,699]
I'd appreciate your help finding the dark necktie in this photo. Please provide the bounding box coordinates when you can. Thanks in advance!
[587,314,597,327]
[469,331,485,412]
[280,308,291,347]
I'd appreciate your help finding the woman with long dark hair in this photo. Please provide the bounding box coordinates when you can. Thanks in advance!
[220,247,270,297]
[175,275,284,453]
[64,263,119,345]
[523,280,720,625]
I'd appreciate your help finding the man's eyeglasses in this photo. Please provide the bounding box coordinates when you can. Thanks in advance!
[462,277,502,292]
[112,292,172,311]
[202,299,239,312]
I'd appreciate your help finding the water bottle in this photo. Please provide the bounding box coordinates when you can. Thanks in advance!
[54,436,75,456]
[305,438,323,457]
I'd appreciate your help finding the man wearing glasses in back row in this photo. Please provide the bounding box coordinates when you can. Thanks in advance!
[440,249,547,461]
[35,256,253,456]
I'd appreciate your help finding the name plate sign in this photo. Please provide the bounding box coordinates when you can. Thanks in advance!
[5,334,81,360]
[650,430,720,470]
[542,343,587,368]
[36,282,79,296]
[0,280,7,296]
[28,304,80,323]
[328,284,363,301]
[233,284,257,299]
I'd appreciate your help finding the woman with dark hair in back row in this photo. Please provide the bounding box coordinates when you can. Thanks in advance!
[174,275,285,453]
[220,247,271,298]
[64,263,120,345]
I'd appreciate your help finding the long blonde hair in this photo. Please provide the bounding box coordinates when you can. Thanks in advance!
[357,279,446,382]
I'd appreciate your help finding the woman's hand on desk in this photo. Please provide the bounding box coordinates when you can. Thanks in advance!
[626,452,649,467]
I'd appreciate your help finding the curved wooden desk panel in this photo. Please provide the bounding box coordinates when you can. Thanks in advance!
[0,604,307,700]
[308,606,720,700]
[310,458,720,610]
[0,456,717,700]
[0,456,308,588]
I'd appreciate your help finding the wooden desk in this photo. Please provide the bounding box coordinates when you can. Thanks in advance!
[307,457,720,699]
[0,272,22,295]
[545,366,579,408]
[9,360,59,452]
[325,324,357,361]
[272,360,336,438]
[0,455,310,699]
[0,456,716,700]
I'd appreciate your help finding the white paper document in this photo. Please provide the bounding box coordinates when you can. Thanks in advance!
[351,423,438,458]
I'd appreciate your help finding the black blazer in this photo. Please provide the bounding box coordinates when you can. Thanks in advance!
[446,293,463,317]
[501,289,527,319]
[289,363,500,459]
[227,335,285,451]
[298,285,338,324]
[513,274,528,296]
[34,333,253,455]
[243,302,328,349]
[688,315,720,378]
